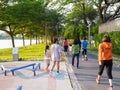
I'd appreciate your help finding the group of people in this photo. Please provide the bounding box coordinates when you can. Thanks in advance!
[44,37,88,73]
[44,34,113,90]
[63,37,88,68]
[44,38,62,73]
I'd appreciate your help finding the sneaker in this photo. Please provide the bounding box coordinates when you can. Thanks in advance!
[96,78,100,84]
[85,57,88,61]
[49,70,54,77]
[108,86,113,90]
[45,68,49,72]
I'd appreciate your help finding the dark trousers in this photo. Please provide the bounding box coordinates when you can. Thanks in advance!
[82,49,87,56]
[64,46,68,52]
[72,53,79,68]
[98,60,113,79]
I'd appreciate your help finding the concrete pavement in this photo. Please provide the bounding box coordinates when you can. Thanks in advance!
[0,61,73,90]
[0,51,120,90]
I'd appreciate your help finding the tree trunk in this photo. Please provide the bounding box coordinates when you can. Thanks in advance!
[22,33,25,46]
[82,3,88,26]
[8,25,15,48]
[11,35,15,48]
[30,37,32,45]
[35,35,38,44]
[98,6,104,23]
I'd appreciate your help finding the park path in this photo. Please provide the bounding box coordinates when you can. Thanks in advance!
[0,61,72,90]
[67,52,120,90]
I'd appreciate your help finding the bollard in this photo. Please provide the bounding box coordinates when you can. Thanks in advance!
[12,47,18,61]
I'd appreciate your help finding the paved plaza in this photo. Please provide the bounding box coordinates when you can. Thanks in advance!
[0,52,120,90]
[0,61,73,90]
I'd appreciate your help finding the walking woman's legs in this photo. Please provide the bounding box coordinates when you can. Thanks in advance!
[96,61,105,83]
[72,54,75,66]
[76,53,79,68]
[106,60,113,87]
[51,61,56,71]
[57,61,60,73]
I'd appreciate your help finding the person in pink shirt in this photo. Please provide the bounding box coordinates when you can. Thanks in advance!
[63,38,68,52]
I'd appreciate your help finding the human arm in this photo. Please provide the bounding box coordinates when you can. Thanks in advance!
[98,44,103,65]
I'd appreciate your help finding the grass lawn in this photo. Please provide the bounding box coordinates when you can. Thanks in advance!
[0,43,46,61]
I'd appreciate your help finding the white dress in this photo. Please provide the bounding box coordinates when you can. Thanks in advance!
[44,50,51,64]
[51,44,62,61]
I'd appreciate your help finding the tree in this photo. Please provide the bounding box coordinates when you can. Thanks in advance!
[54,0,98,38]
[92,0,120,23]
[0,0,45,47]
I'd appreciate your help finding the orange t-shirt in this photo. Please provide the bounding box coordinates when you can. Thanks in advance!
[98,42,112,61]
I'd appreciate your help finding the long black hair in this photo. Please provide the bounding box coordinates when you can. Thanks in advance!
[73,38,78,45]
[45,45,49,54]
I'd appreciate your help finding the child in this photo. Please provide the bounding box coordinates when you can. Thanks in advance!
[68,44,72,55]
[44,45,51,72]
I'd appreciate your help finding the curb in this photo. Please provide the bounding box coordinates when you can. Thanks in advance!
[65,57,82,90]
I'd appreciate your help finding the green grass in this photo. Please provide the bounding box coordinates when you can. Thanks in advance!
[0,42,67,62]
[0,43,46,61]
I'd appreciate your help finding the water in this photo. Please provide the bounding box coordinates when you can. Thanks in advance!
[0,39,36,49]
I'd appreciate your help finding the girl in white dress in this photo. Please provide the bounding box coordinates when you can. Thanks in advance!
[44,45,51,72]
[50,38,62,73]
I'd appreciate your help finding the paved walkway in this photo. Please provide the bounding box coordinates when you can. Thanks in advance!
[0,51,120,90]
[67,52,120,90]
[0,61,72,90]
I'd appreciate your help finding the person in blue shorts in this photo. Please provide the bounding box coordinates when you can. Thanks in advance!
[81,37,88,61]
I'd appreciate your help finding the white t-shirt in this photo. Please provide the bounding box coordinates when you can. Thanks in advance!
[44,50,51,60]
[51,44,62,61]
[44,50,51,64]
[69,46,72,52]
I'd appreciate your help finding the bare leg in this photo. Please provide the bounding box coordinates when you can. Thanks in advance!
[57,61,60,73]
[109,79,113,86]
[97,75,101,80]
[51,61,56,71]
[96,75,101,84]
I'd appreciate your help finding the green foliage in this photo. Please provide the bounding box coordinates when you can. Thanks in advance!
[94,30,120,54]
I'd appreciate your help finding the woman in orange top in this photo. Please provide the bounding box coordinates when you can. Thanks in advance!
[96,34,113,90]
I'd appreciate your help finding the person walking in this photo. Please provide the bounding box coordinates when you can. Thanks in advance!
[44,45,51,72]
[63,38,69,52]
[68,44,72,55]
[81,37,88,61]
[72,38,80,69]
[50,38,62,73]
[96,34,113,90]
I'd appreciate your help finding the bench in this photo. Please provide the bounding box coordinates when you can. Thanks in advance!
[10,63,36,76]
[1,65,9,76]
[17,85,22,90]
[32,63,40,76]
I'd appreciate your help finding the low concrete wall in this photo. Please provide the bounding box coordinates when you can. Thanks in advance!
[99,19,120,33]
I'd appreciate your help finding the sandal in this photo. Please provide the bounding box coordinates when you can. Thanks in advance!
[108,86,113,90]
[96,78,100,84]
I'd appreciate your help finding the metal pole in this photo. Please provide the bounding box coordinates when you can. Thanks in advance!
[88,24,91,47]
[87,19,91,47]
